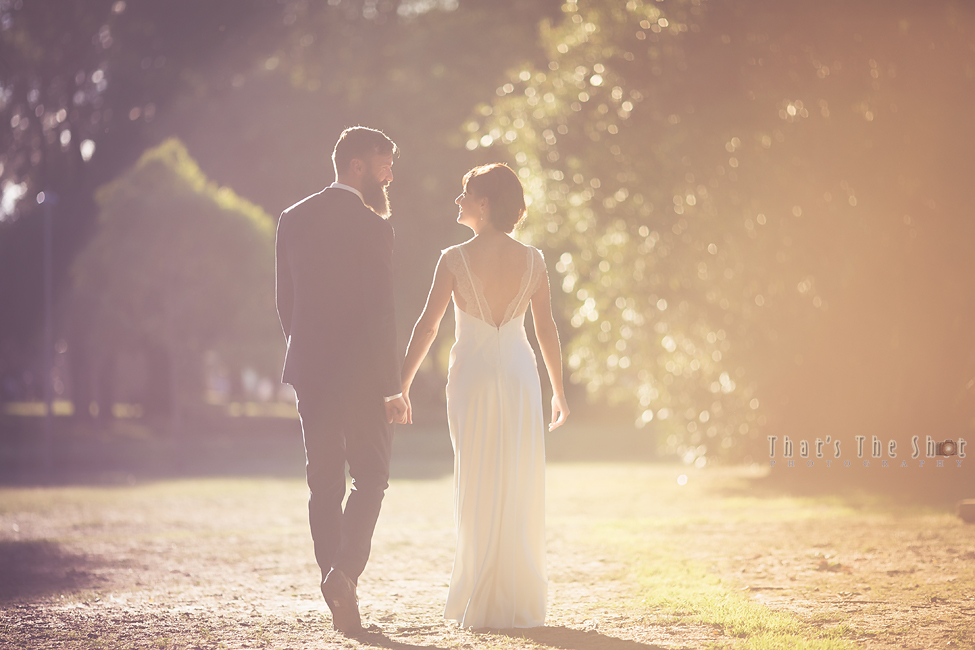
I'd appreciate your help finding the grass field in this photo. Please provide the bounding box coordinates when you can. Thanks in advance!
[0,428,973,649]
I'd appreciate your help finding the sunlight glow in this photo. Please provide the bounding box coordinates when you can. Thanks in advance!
[80,139,96,161]
[0,180,28,220]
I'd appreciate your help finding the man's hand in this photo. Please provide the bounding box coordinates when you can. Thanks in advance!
[384,395,409,424]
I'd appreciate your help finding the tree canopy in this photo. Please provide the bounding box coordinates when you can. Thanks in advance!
[471,0,975,462]
[70,138,279,421]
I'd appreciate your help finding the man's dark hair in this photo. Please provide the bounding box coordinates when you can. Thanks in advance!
[332,126,398,175]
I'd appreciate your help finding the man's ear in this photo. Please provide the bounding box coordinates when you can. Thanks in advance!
[349,158,364,176]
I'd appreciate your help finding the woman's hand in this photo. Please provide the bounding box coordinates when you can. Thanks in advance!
[402,388,413,425]
[548,393,569,431]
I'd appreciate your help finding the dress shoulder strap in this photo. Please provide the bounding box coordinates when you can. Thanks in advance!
[457,247,489,323]
[499,245,545,326]
[441,245,489,324]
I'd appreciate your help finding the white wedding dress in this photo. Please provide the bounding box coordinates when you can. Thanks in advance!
[441,242,548,629]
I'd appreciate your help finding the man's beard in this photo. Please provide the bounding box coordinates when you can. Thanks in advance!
[361,175,391,218]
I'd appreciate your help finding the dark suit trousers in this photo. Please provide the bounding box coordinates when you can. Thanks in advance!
[295,385,393,583]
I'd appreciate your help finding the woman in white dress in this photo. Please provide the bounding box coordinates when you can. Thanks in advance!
[400,163,570,629]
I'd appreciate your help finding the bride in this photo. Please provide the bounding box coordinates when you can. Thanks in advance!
[400,163,569,629]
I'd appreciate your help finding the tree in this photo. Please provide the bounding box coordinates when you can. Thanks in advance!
[70,138,280,433]
[0,0,284,218]
[470,0,975,462]
[0,0,285,408]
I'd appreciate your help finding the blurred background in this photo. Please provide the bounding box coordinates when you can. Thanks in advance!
[1,0,972,488]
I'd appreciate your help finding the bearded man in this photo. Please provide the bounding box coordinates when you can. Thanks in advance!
[275,126,408,634]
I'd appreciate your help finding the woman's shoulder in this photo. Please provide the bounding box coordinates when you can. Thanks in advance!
[438,242,471,275]
[518,241,545,262]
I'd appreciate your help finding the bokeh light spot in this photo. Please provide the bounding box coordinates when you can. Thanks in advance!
[80,139,96,161]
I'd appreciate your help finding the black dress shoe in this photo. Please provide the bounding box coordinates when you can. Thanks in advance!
[321,568,362,634]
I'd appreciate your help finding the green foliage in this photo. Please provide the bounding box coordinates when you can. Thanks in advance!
[71,138,280,413]
[469,0,775,462]
[469,0,975,462]
[0,0,287,408]
[0,0,283,205]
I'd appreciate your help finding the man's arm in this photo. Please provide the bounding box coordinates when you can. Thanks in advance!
[275,212,294,340]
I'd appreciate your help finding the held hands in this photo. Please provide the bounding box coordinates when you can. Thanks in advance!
[549,393,569,431]
[391,387,563,429]
[384,395,409,425]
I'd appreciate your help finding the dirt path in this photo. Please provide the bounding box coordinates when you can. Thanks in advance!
[1,461,972,649]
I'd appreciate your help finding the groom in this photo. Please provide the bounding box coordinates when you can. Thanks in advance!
[275,126,408,634]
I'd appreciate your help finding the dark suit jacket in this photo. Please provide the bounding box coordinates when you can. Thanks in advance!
[275,187,400,399]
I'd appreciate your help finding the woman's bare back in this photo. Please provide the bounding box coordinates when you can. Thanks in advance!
[456,235,534,326]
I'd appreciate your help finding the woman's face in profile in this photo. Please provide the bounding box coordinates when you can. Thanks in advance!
[455,190,486,230]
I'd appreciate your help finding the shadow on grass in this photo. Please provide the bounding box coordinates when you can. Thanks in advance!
[0,540,103,603]
[350,625,668,650]
[352,625,451,650]
[1,412,680,487]
[0,418,455,486]
[497,626,667,650]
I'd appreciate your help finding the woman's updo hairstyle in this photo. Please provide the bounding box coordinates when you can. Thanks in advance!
[462,163,527,234]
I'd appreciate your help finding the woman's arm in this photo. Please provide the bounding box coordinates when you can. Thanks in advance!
[400,254,454,424]
[530,263,570,430]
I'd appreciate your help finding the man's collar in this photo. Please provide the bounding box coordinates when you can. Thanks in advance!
[328,181,364,204]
